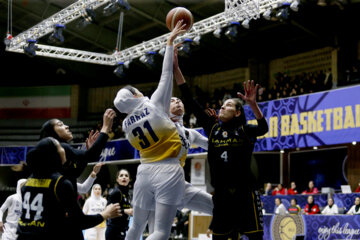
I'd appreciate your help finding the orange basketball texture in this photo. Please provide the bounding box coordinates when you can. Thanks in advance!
[166,7,193,32]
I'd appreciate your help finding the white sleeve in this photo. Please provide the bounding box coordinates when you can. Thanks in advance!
[189,129,208,150]
[321,206,328,214]
[0,195,13,221]
[77,175,96,194]
[83,200,89,214]
[150,45,174,115]
[333,205,339,214]
[347,205,355,215]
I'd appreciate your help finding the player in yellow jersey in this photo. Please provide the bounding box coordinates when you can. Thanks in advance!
[113,21,186,240]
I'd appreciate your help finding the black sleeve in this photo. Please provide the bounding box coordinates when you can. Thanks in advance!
[107,189,121,205]
[57,178,104,230]
[62,133,109,178]
[178,83,216,136]
[244,117,269,138]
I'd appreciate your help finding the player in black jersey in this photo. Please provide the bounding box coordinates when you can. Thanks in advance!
[17,137,121,240]
[106,169,133,240]
[174,50,268,239]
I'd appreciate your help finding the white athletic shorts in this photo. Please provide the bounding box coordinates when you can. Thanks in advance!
[178,181,202,210]
[84,226,105,240]
[132,158,185,210]
[2,223,18,240]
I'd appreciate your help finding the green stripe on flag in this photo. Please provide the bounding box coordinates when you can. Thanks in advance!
[0,86,71,97]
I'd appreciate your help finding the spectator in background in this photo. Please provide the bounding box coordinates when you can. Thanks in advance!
[264,183,273,195]
[304,195,320,215]
[274,198,287,216]
[189,113,197,128]
[287,181,298,195]
[0,179,27,240]
[321,198,339,215]
[302,181,319,194]
[287,199,301,215]
[355,182,360,192]
[272,183,287,195]
[346,197,360,215]
[222,90,232,103]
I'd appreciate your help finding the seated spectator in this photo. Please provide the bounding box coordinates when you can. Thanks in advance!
[287,199,301,215]
[355,182,360,193]
[274,198,287,216]
[304,195,320,215]
[287,181,298,195]
[189,113,197,128]
[321,198,339,215]
[264,182,273,196]
[272,184,287,195]
[346,197,360,215]
[302,181,319,194]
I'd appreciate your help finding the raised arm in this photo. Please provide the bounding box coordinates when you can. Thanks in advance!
[189,128,208,150]
[238,80,268,137]
[77,162,103,194]
[150,21,186,114]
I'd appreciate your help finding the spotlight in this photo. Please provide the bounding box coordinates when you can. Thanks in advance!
[263,9,272,20]
[280,149,285,153]
[313,146,318,150]
[178,38,192,57]
[213,28,222,38]
[352,141,357,145]
[193,35,201,45]
[23,39,39,57]
[276,4,290,21]
[114,62,126,78]
[140,51,157,69]
[241,19,250,29]
[124,59,132,68]
[290,0,299,11]
[225,22,240,42]
[158,47,166,56]
[48,24,65,45]
[103,0,130,17]
[77,8,96,29]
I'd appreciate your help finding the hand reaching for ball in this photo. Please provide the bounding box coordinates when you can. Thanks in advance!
[167,20,187,46]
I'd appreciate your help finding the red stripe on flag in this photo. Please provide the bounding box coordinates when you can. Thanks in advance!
[0,108,71,119]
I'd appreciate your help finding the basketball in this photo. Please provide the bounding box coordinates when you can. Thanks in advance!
[166,7,193,32]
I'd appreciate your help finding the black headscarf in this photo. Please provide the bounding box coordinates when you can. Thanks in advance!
[40,119,64,142]
[26,137,63,177]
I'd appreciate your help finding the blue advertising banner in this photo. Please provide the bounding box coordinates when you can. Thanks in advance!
[244,85,360,151]
[263,214,360,240]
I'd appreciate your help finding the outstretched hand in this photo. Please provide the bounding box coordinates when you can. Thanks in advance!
[85,130,100,149]
[167,20,187,45]
[205,108,219,122]
[237,80,259,105]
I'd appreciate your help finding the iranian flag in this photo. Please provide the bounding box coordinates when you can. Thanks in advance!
[0,86,71,119]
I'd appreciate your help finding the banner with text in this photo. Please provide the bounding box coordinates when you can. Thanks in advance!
[244,85,360,151]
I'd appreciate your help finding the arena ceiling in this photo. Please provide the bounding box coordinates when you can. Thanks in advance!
[0,0,359,86]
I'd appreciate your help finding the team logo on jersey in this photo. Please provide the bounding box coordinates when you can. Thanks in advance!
[222,131,228,138]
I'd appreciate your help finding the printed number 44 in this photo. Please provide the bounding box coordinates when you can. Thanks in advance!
[23,192,44,221]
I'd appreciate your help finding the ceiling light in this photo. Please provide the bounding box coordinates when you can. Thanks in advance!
[213,28,222,38]
[23,39,39,57]
[48,24,65,45]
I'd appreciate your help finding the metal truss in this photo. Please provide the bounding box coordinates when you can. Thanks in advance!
[7,0,111,50]
[6,0,292,66]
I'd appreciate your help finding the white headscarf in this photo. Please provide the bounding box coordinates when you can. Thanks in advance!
[114,88,149,114]
[169,97,184,126]
[90,184,102,200]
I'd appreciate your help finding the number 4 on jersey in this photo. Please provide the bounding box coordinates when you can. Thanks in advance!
[221,151,228,162]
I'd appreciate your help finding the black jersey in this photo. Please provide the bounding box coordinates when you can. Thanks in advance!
[17,173,104,240]
[106,185,131,229]
[17,173,66,240]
